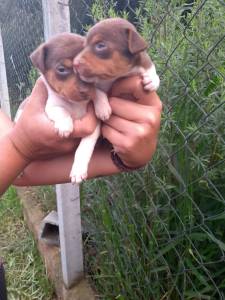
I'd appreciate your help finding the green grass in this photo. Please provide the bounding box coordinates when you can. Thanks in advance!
[31,186,56,214]
[81,0,225,299]
[0,188,54,300]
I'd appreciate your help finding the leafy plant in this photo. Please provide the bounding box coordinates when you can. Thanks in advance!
[81,0,225,299]
[0,188,54,300]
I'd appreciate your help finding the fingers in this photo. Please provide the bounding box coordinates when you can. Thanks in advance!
[102,113,155,152]
[103,75,162,159]
[110,75,142,97]
[110,75,162,109]
[101,124,127,152]
[108,97,161,127]
[72,103,98,138]
[103,114,150,136]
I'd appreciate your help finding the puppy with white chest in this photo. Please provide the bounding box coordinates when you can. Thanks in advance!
[73,17,160,120]
[29,33,100,183]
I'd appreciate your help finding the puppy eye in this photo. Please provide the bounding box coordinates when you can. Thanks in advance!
[95,42,107,51]
[56,65,71,76]
[57,66,66,73]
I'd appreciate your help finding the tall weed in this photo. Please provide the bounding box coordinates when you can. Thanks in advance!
[81,0,225,299]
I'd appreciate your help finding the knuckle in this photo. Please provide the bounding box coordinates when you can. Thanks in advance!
[86,124,95,135]
[158,100,163,112]
[145,110,156,126]
[108,97,116,105]
[135,124,146,138]
[124,138,135,151]
[145,110,157,127]
[132,77,142,90]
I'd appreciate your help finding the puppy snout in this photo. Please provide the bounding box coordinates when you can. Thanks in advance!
[73,59,86,76]
[73,61,80,72]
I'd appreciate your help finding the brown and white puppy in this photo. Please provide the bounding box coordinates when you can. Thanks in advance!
[73,18,160,120]
[28,33,100,183]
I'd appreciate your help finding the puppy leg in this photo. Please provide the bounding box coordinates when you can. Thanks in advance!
[45,104,73,138]
[142,64,160,91]
[93,89,112,121]
[70,122,101,183]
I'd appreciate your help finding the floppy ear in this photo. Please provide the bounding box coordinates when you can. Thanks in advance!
[127,29,148,54]
[30,43,48,74]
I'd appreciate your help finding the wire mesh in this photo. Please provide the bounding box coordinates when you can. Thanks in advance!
[1,0,225,299]
[0,0,43,117]
[69,1,225,299]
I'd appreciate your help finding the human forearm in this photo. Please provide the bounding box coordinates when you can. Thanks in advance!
[14,144,120,186]
[0,134,29,195]
[0,110,13,138]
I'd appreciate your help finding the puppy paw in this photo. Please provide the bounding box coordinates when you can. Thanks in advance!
[54,116,73,138]
[70,164,88,184]
[94,89,112,121]
[142,73,160,91]
[95,103,112,121]
[142,66,160,91]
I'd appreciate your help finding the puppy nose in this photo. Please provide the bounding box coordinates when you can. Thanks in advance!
[73,61,80,70]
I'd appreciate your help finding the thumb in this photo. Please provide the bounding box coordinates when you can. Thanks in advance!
[29,77,48,106]
[110,75,142,98]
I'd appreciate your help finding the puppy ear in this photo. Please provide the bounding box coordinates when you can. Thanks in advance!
[30,43,48,74]
[127,29,148,54]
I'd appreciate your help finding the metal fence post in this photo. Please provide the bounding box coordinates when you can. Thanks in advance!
[41,0,84,288]
[0,26,11,118]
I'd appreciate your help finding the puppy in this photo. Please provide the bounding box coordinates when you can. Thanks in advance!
[73,18,160,120]
[28,33,100,183]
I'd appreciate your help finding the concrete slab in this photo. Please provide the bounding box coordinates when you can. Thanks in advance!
[40,210,60,247]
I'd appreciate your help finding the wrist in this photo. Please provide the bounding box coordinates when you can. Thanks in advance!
[8,126,33,162]
[0,134,30,195]
[111,150,144,172]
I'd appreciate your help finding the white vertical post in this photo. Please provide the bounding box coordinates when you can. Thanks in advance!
[41,0,84,288]
[56,184,83,285]
[0,26,11,118]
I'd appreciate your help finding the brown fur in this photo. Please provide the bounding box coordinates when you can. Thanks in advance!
[30,33,95,102]
[75,49,133,80]
[45,69,95,101]
[74,18,152,81]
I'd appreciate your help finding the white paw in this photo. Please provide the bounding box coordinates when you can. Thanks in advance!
[70,163,88,184]
[95,102,112,121]
[54,116,73,138]
[142,73,160,91]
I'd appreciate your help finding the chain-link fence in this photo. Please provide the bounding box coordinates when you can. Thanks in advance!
[1,0,225,299]
[0,0,43,116]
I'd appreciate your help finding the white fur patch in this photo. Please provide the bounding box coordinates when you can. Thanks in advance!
[94,89,112,121]
[142,64,160,91]
[42,76,100,183]
[70,123,101,183]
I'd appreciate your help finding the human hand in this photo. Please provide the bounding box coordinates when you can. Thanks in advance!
[102,76,162,168]
[0,110,13,139]
[11,75,161,188]
[9,78,98,161]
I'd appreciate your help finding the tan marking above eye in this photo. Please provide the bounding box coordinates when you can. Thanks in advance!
[61,58,73,68]
[45,69,90,101]
[89,34,104,45]
[80,50,132,79]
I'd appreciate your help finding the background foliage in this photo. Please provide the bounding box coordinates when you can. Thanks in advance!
[0,188,54,299]
[1,0,225,299]
[78,1,225,299]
